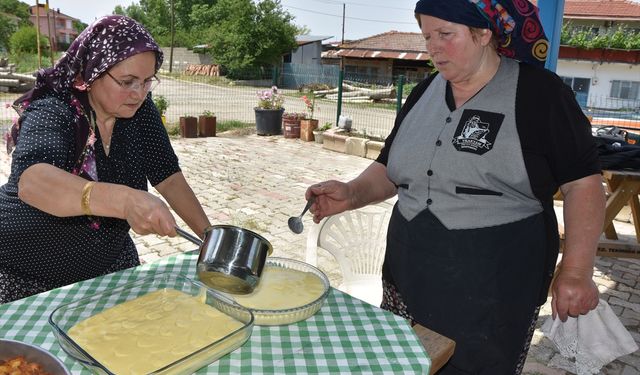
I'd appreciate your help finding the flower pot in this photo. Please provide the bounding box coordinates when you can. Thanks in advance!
[179,116,198,138]
[282,115,301,139]
[255,108,284,136]
[313,130,324,144]
[300,119,319,142]
[198,115,216,137]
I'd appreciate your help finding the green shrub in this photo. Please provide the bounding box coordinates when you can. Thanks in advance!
[9,26,49,55]
[152,95,168,115]
[561,23,640,50]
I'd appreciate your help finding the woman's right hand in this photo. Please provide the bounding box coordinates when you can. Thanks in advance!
[306,180,353,223]
[123,189,176,236]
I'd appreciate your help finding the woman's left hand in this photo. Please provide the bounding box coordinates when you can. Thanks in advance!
[551,266,599,322]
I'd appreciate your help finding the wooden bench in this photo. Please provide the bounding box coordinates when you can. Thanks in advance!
[556,170,640,258]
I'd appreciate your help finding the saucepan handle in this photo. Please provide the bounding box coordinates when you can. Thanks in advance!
[175,226,203,246]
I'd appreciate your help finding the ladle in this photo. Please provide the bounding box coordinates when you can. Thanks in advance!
[288,196,315,234]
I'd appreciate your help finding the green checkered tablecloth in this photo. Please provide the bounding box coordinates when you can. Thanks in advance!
[0,252,430,374]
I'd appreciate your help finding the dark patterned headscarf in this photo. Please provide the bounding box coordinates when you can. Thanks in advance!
[415,0,548,68]
[6,15,162,180]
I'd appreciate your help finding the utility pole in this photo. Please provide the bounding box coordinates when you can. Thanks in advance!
[341,3,345,45]
[340,3,345,70]
[35,0,42,68]
[169,0,175,73]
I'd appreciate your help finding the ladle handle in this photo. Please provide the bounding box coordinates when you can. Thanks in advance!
[300,195,315,217]
[175,226,203,246]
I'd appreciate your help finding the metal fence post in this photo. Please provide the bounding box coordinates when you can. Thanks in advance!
[396,75,405,115]
[272,66,279,87]
[336,69,344,127]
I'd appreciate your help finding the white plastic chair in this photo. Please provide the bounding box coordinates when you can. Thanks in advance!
[305,203,392,306]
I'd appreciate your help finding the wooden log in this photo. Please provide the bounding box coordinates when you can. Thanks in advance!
[313,88,339,95]
[4,73,36,82]
[0,79,21,87]
[341,98,373,103]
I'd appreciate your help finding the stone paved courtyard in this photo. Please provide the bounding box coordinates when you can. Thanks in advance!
[1,131,639,374]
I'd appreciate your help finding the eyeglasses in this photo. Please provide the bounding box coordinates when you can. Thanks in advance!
[105,71,160,92]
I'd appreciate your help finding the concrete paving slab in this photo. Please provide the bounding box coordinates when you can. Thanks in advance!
[1,131,638,374]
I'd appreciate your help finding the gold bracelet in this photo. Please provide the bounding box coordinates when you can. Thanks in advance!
[81,181,96,216]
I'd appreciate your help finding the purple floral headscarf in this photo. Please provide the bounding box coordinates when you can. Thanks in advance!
[6,15,163,181]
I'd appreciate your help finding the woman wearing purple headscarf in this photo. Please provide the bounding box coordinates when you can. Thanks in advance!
[0,16,210,303]
[306,0,604,373]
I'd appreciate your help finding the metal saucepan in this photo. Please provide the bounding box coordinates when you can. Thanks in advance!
[176,225,273,294]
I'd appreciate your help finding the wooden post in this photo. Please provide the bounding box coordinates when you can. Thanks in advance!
[35,0,42,68]
[45,0,54,65]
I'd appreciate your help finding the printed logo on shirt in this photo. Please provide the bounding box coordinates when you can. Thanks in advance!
[452,109,505,155]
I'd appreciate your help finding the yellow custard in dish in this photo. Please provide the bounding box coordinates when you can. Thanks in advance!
[232,266,325,310]
[67,289,244,375]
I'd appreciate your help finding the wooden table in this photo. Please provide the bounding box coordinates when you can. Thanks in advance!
[412,324,456,374]
[558,169,640,258]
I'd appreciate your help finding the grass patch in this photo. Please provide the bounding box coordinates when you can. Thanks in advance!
[158,72,235,87]
[164,122,180,137]
[217,120,253,133]
[164,119,253,138]
[7,52,64,73]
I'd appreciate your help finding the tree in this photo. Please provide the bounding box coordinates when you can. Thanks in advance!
[0,0,31,52]
[176,0,217,31]
[206,0,297,74]
[0,14,16,52]
[0,0,30,25]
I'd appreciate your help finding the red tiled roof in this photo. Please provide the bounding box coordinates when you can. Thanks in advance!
[325,31,430,61]
[532,0,640,20]
[340,31,427,54]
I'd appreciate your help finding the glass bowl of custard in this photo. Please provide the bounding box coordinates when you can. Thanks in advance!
[48,273,253,375]
[214,257,330,326]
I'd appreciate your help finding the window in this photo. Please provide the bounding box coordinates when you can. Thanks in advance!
[610,81,640,100]
[560,76,590,93]
[560,76,590,107]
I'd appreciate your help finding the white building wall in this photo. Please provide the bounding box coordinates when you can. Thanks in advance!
[557,59,640,109]
[291,42,323,65]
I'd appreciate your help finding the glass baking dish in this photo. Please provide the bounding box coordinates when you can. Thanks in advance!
[48,273,254,375]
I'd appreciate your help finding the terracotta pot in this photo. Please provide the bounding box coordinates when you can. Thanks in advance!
[179,116,198,138]
[300,119,319,142]
[198,115,216,137]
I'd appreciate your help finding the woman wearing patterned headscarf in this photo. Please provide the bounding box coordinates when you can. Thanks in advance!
[306,0,604,373]
[0,16,210,303]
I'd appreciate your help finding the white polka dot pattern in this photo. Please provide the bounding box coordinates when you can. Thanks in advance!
[0,92,180,303]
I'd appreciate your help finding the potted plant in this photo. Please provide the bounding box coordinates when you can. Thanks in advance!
[313,122,332,144]
[198,110,216,137]
[282,112,305,139]
[255,86,285,136]
[179,114,198,138]
[153,95,169,124]
[300,93,319,142]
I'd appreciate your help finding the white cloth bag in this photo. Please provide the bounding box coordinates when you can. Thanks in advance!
[541,299,638,375]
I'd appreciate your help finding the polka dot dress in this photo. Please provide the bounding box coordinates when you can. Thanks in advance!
[0,91,180,303]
